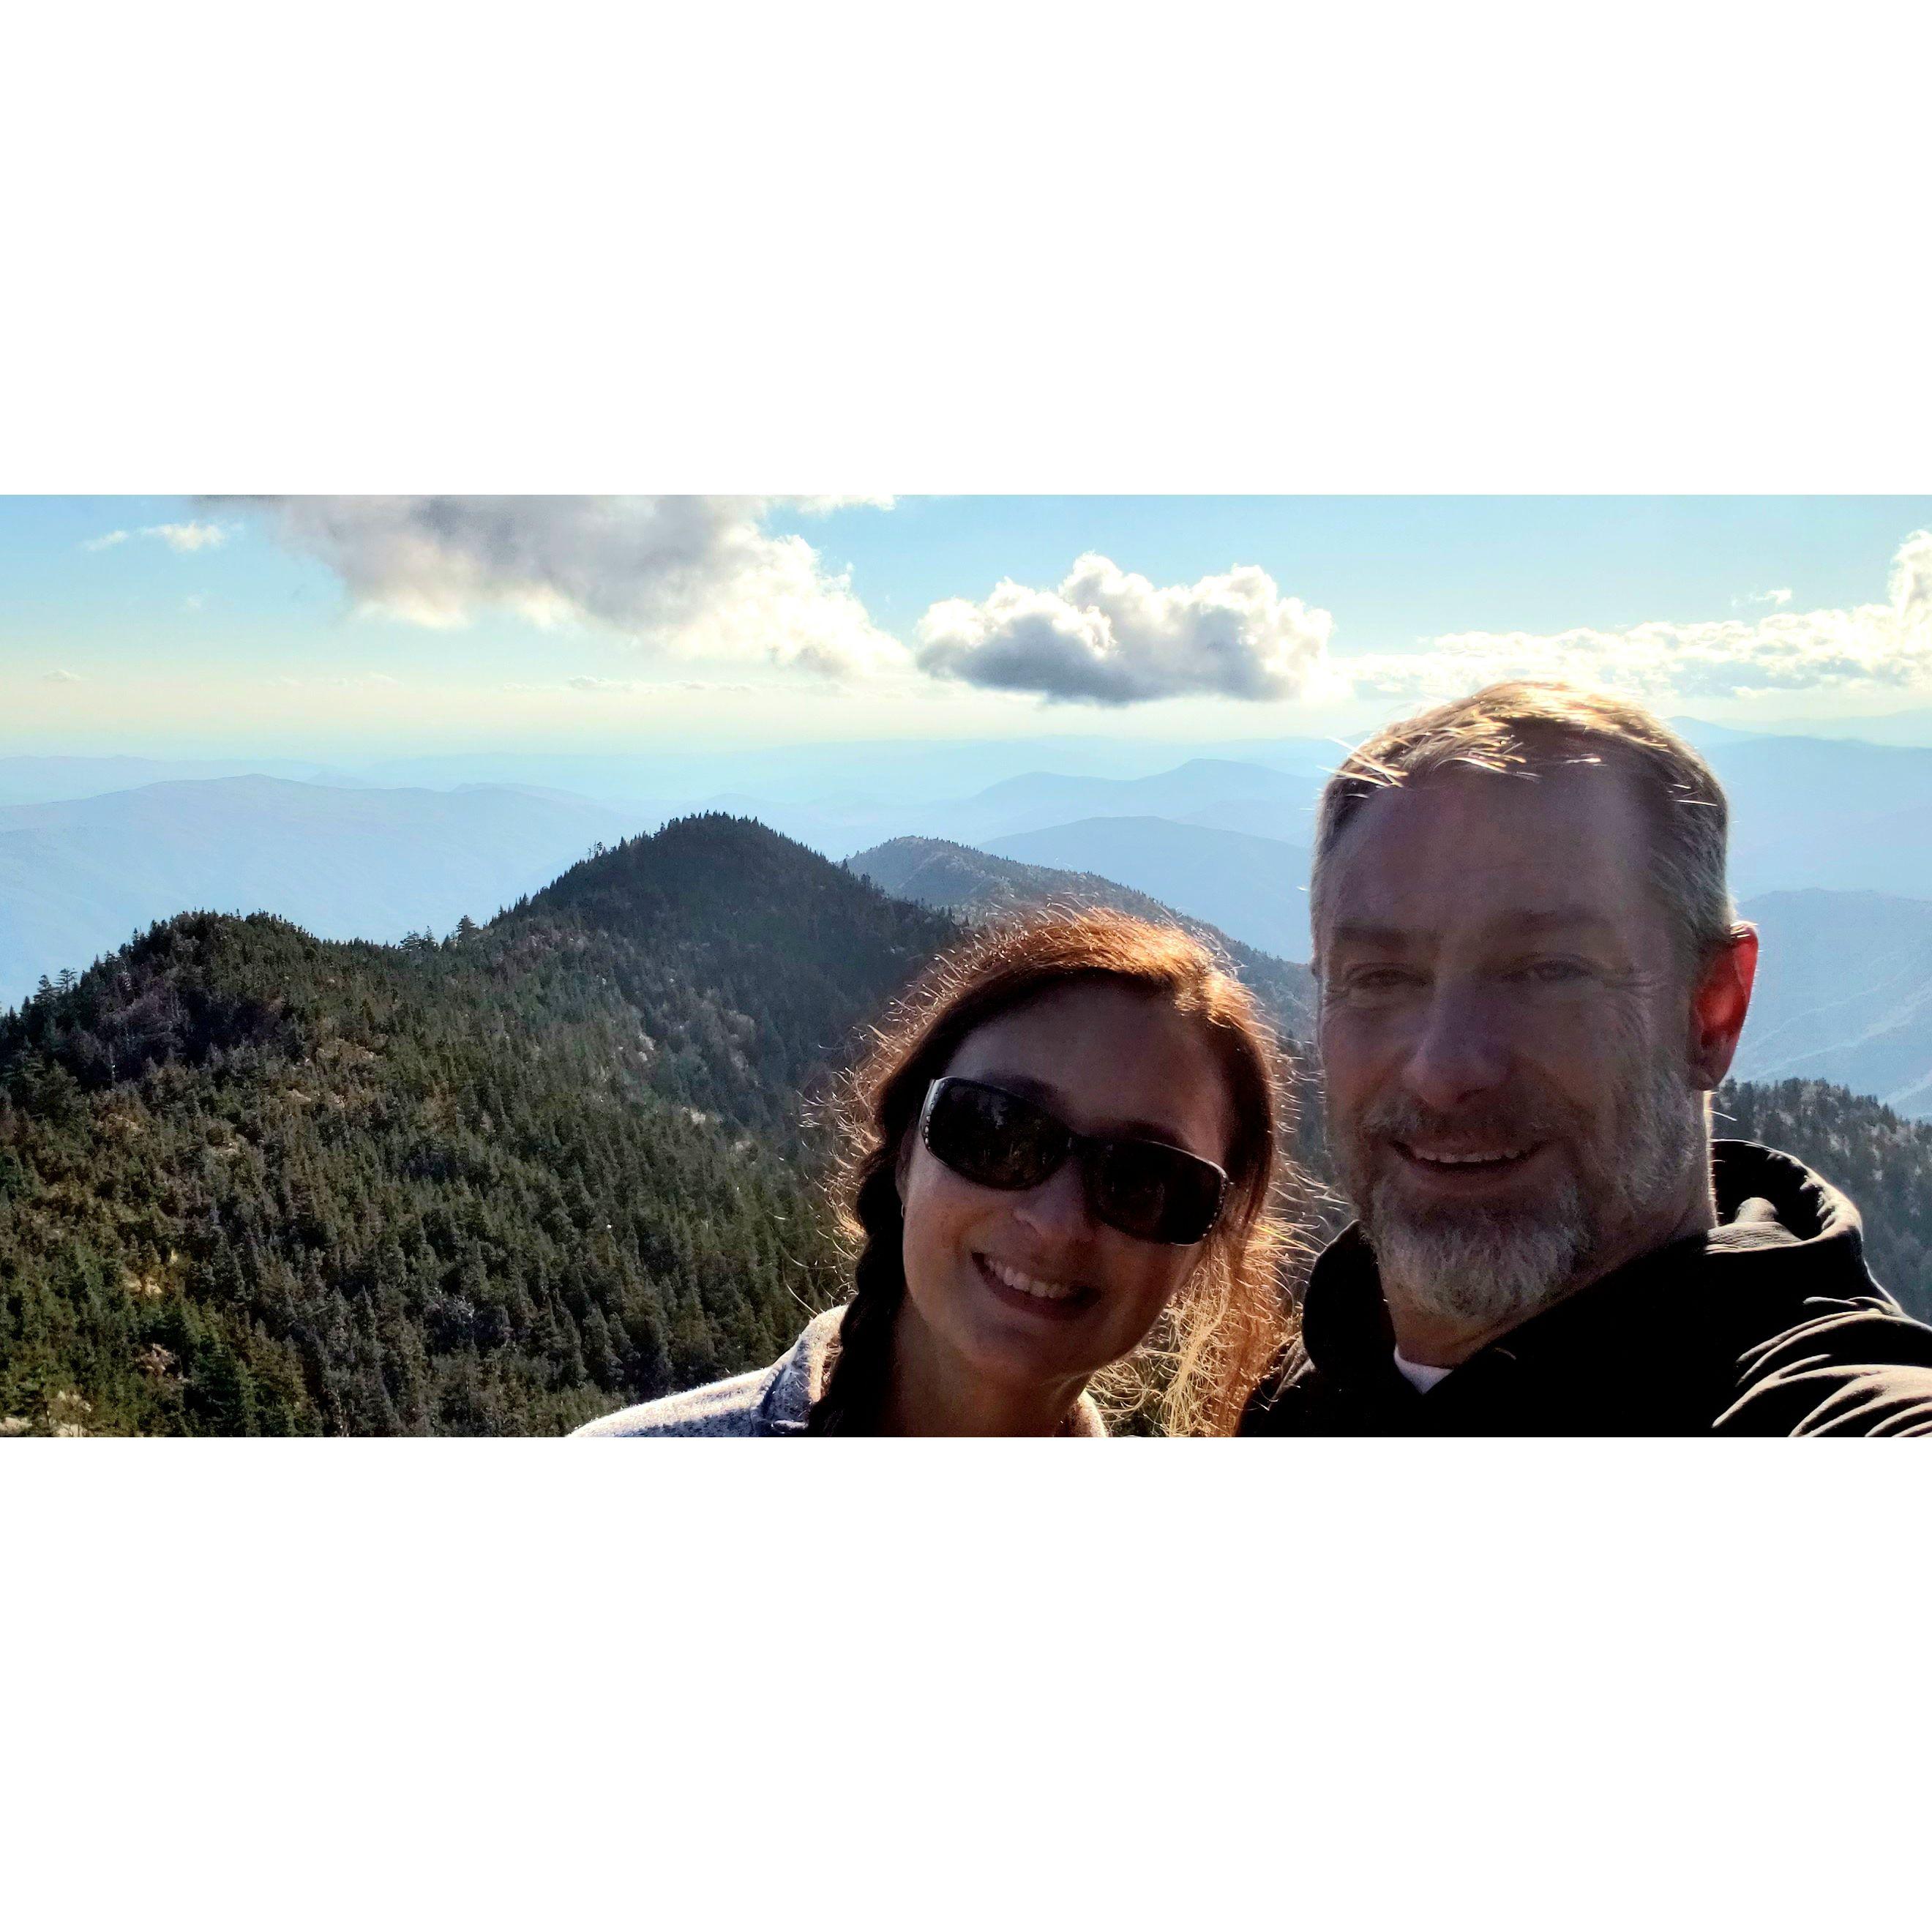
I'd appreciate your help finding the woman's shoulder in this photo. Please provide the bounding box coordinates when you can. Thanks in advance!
[571,1305,847,1438]
[572,1366,775,1437]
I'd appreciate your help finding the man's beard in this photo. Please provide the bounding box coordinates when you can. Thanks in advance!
[1334,1049,1701,1336]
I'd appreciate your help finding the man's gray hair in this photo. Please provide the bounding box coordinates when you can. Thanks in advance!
[1311,681,1743,969]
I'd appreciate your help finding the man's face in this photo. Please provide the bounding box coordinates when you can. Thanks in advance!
[1315,760,1711,1340]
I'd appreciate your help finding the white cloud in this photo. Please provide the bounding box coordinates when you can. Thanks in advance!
[914,553,1336,705]
[553,674,759,694]
[1346,530,1932,705]
[273,672,402,692]
[80,521,228,555]
[1895,529,1932,634]
[146,520,228,553]
[42,669,83,684]
[790,495,896,516]
[214,495,902,678]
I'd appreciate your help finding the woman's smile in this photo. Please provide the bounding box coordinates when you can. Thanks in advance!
[974,1251,1096,1317]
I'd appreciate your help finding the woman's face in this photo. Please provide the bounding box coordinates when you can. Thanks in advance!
[896,981,1237,1399]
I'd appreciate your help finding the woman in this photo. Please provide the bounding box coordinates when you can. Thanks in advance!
[574,910,1299,1437]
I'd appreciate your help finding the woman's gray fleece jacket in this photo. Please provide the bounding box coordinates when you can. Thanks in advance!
[572,1305,1107,1437]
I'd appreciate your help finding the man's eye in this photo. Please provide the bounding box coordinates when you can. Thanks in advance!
[1345,967,1421,994]
[1512,960,1590,986]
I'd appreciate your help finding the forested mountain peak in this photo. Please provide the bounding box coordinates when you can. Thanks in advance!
[514,811,952,957]
[0,818,963,1437]
[498,815,958,1142]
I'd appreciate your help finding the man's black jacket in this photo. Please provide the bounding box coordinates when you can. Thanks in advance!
[1241,1141,1932,1436]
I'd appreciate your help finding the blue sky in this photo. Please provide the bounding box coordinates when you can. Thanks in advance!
[7,495,1932,758]
[770,497,1932,647]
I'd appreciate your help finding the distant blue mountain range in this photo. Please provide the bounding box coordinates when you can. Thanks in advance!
[0,777,648,1009]
[11,730,1932,1112]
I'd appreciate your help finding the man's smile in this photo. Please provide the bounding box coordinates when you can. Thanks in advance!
[1390,1139,1545,1184]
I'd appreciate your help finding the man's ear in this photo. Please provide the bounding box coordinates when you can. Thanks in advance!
[1687,925,1758,1090]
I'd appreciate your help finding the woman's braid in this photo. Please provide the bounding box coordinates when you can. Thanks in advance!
[805,1161,906,1434]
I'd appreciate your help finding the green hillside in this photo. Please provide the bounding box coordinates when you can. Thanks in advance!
[0,817,951,1436]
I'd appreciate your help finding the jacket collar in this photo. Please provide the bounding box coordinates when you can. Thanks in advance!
[753,1306,847,1434]
[1298,1140,1879,1392]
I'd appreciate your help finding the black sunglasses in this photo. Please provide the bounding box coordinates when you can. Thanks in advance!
[917,1077,1229,1246]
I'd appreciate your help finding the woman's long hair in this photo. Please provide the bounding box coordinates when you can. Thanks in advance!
[806,908,1304,1436]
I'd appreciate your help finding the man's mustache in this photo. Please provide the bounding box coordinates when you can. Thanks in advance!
[1355,1096,1572,1147]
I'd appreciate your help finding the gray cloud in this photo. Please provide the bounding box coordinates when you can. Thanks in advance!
[211,495,899,677]
[915,553,1334,705]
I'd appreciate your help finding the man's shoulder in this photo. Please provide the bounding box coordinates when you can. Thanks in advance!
[1238,1224,1402,1435]
[1715,1291,1932,1436]
[1238,1338,1341,1434]
[1688,1140,1932,1431]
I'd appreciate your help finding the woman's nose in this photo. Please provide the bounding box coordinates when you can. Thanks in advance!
[1011,1154,1096,1242]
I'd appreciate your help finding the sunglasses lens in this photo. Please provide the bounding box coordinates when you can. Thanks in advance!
[1093,1139,1227,1245]
[922,1079,1227,1246]
[923,1080,1065,1190]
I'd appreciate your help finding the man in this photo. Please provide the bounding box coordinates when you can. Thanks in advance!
[1244,680,1932,1435]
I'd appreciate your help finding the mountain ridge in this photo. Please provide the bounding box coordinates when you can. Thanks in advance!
[845,834,1316,1036]
[984,815,1313,959]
